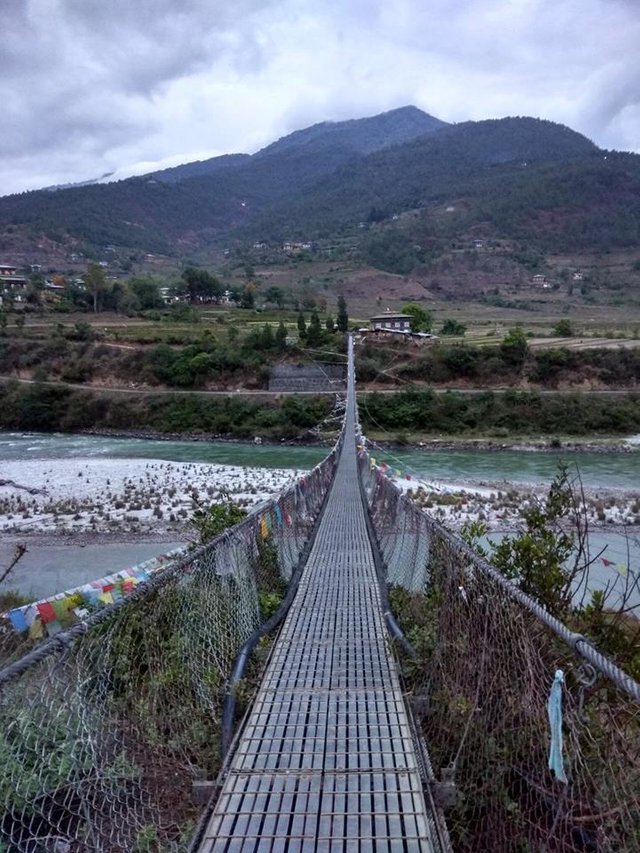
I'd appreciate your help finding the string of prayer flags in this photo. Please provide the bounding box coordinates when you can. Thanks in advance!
[1,547,185,635]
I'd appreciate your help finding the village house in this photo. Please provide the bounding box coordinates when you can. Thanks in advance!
[369,312,412,332]
[532,274,546,285]
[0,263,28,303]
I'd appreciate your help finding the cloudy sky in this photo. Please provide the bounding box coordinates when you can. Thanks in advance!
[2,0,639,196]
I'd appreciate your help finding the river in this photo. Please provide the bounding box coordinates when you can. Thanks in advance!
[2,431,639,489]
[1,432,639,604]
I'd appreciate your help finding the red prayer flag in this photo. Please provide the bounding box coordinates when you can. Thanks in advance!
[36,602,57,624]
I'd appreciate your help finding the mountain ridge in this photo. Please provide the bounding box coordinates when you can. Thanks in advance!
[0,108,637,261]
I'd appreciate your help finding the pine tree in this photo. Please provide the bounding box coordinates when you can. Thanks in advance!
[336,294,348,332]
[325,315,335,332]
[297,311,307,340]
[260,323,274,350]
[306,311,323,347]
[276,320,288,352]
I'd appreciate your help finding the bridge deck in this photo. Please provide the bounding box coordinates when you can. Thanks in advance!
[199,360,438,851]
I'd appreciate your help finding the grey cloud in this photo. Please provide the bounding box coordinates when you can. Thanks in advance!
[1,0,640,196]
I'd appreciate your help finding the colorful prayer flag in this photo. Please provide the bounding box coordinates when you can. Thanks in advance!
[7,609,28,633]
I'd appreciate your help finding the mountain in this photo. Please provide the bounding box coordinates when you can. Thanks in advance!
[149,153,250,185]
[0,105,447,253]
[0,107,638,260]
[146,106,445,187]
[254,105,447,159]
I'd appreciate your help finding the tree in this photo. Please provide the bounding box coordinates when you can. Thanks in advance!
[128,276,163,310]
[306,311,324,347]
[325,315,335,333]
[265,286,286,308]
[402,303,432,332]
[181,267,222,303]
[500,326,528,368]
[336,295,349,332]
[553,319,574,337]
[85,263,108,313]
[240,286,255,309]
[276,321,288,352]
[260,323,275,350]
[297,311,307,340]
[440,318,467,336]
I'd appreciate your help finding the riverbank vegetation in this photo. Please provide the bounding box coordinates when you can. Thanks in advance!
[0,380,332,438]
[360,387,640,438]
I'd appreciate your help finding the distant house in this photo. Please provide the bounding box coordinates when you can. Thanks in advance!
[283,241,312,254]
[0,263,28,302]
[369,312,412,332]
[532,274,546,285]
[572,272,584,281]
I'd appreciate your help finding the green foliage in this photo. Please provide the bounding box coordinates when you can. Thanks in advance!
[439,318,467,336]
[0,381,333,439]
[553,318,574,337]
[260,323,275,350]
[306,311,324,347]
[84,263,108,313]
[191,496,248,545]
[366,231,421,275]
[359,386,640,437]
[275,320,288,351]
[264,286,286,308]
[297,311,307,339]
[128,276,164,310]
[500,327,528,368]
[402,303,432,332]
[240,287,255,309]
[336,294,348,332]
[181,267,222,303]
[490,464,577,616]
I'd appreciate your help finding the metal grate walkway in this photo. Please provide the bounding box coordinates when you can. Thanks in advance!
[198,348,439,851]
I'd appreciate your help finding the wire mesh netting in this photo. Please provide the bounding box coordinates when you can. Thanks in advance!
[359,453,640,853]
[0,446,338,853]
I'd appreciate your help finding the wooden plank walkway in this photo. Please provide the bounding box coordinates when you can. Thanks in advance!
[198,347,439,851]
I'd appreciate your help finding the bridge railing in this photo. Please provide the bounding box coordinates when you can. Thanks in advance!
[358,451,640,853]
[0,442,340,853]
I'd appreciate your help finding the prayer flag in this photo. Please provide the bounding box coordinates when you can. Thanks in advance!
[52,599,69,621]
[45,620,63,637]
[29,618,44,640]
[36,602,57,624]
[7,609,28,633]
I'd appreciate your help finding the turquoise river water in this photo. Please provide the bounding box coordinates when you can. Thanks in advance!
[1,432,638,605]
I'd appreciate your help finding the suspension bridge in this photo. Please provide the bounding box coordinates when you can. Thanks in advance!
[0,337,639,852]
